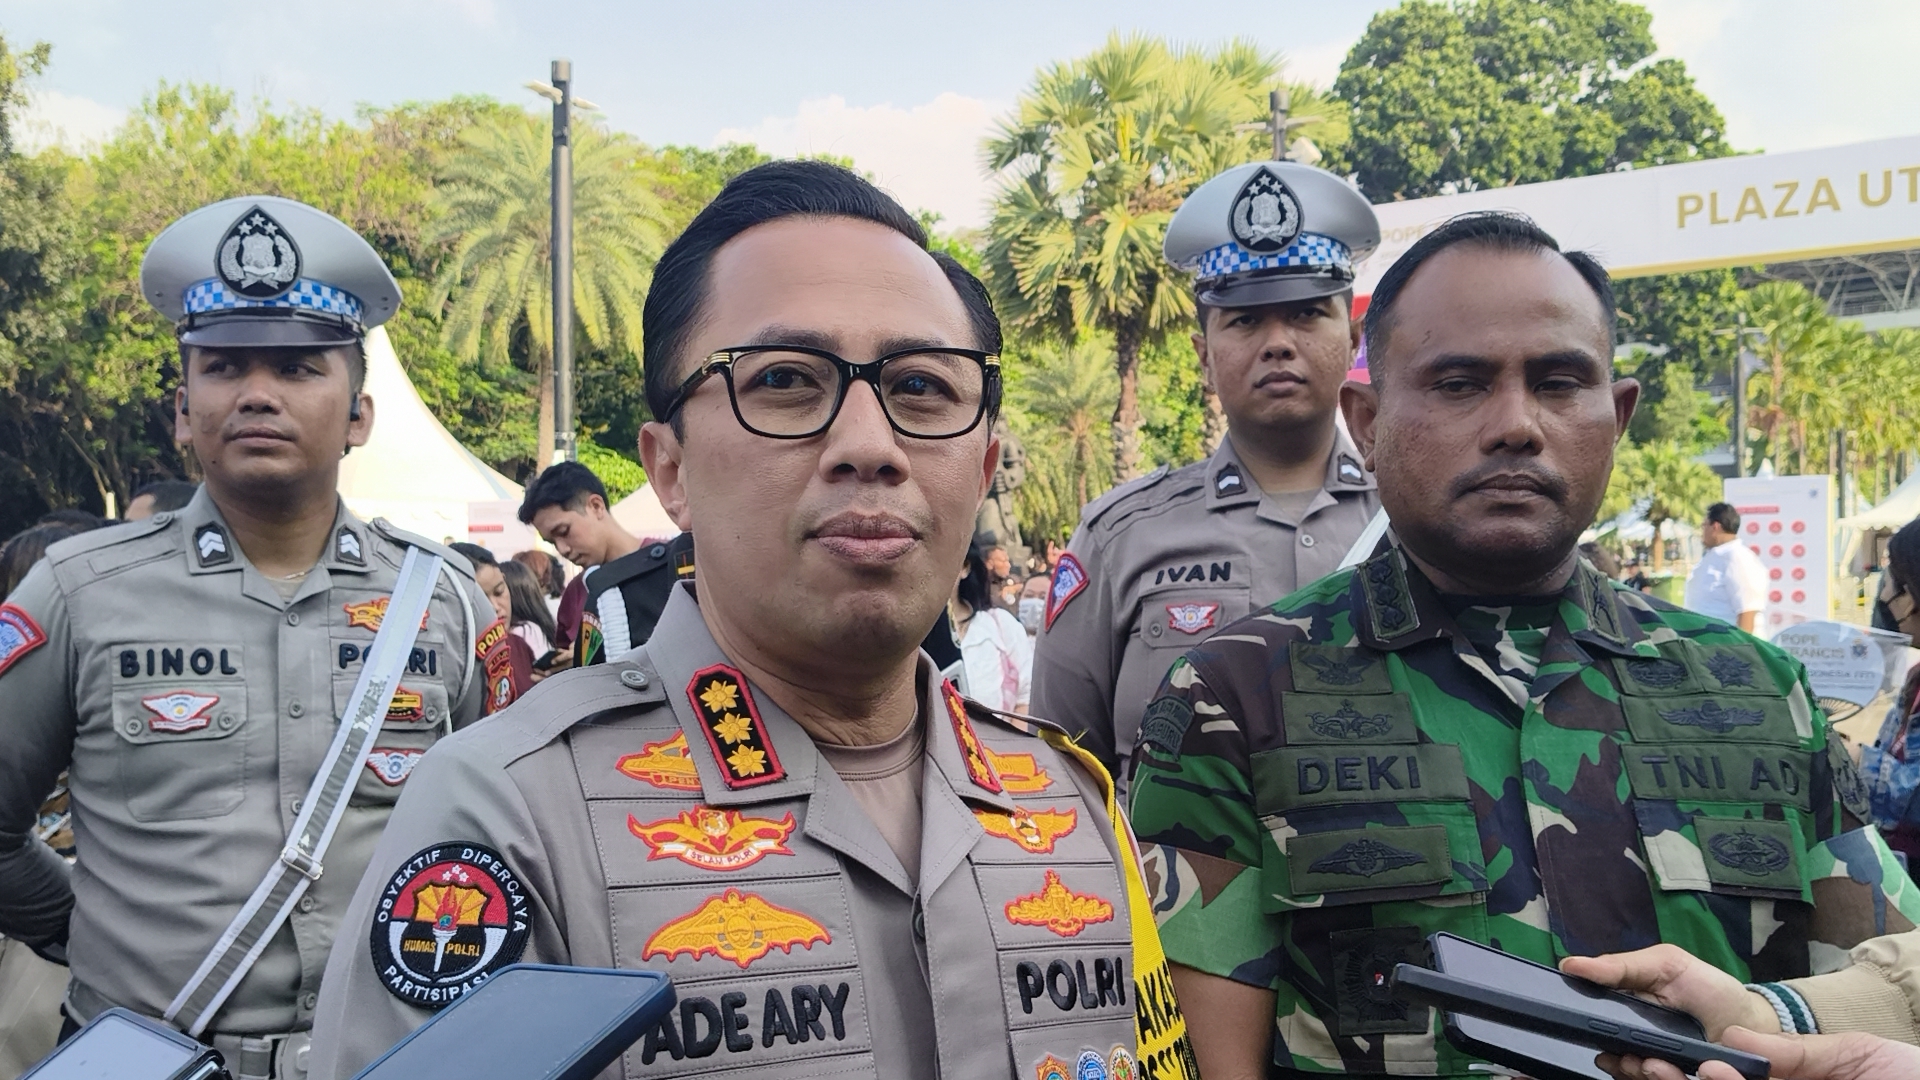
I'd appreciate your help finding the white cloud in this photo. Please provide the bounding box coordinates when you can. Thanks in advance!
[714,93,1006,231]
[18,89,125,154]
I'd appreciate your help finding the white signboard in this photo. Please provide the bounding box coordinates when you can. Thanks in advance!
[1723,476,1833,633]
[1358,134,1920,295]
[1771,621,1885,707]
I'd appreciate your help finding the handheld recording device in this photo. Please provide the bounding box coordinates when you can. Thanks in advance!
[22,1008,225,1080]
[1390,933,1770,1080]
[353,964,675,1080]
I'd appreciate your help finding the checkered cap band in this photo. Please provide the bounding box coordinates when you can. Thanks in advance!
[182,278,364,324]
[1191,232,1352,283]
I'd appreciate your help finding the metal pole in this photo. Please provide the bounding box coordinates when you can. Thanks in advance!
[1269,89,1290,161]
[550,59,576,464]
[1731,315,1749,479]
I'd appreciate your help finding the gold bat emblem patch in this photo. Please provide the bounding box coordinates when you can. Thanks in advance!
[627,807,797,871]
[342,597,428,633]
[616,733,702,792]
[974,806,1078,854]
[1003,869,1114,937]
[642,888,830,969]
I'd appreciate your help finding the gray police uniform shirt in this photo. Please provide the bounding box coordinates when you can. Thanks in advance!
[0,487,489,1036]
[1030,429,1379,782]
[308,584,1145,1080]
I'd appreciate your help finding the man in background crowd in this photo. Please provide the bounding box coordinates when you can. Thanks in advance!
[1685,501,1768,632]
[1032,159,1383,784]
[123,480,198,522]
[517,461,691,667]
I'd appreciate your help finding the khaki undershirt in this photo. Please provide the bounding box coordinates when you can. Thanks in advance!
[266,571,310,601]
[816,711,927,885]
[1261,486,1321,526]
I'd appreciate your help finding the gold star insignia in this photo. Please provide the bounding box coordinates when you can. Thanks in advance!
[713,713,753,745]
[699,680,740,713]
[727,745,768,777]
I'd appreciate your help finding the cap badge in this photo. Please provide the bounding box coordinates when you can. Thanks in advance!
[1229,166,1303,254]
[217,206,301,299]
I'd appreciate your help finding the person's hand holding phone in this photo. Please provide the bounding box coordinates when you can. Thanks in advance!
[1560,945,1780,1041]
[1601,1027,1920,1080]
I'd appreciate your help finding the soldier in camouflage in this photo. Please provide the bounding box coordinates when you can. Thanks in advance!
[1127,212,1920,1079]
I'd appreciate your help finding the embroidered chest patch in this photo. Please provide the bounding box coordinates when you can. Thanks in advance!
[343,597,427,633]
[364,747,425,786]
[1164,602,1219,635]
[141,691,220,733]
[617,733,703,792]
[975,806,1078,854]
[643,888,829,969]
[1004,869,1115,937]
[983,744,1055,793]
[687,665,784,788]
[627,808,797,871]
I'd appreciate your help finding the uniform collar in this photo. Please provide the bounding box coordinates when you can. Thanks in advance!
[1205,425,1376,515]
[1353,537,1642,658]
[175,487,372,576]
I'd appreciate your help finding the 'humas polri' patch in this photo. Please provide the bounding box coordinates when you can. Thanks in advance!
[370,842,531,1010]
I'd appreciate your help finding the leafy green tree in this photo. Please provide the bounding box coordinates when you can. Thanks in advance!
[1005,338,1119,546]
[1617,438,1721,570]
[984,33,1346,481]
[1332,0,1730,200]
[429,111,666,469]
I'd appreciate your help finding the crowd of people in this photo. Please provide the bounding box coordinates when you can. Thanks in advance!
[3,147,1920,1080]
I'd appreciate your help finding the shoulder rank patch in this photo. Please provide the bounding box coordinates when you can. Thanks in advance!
[365,747,425,786]
[1005,869,1114,937]
[944,681,1003,793]
[1045,553,1088,631]
[975,806,1077,854]
[1212,462,1247,497]
[369,842,531,1010]
[0,604,48,677]
[983,744,1055,793]
[343,597,428,634]
[642,888,829,969]
[194,523,232,567]
[628,808,797,871]
[141,691,219,733]
[335,526,365,565]
[1165,602,1219,635]
[687,665,784,788]
[618,733,703,792]
[1338,455,1366,485]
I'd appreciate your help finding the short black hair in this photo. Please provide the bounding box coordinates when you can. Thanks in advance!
[1705,502,1740,535]
[38,508,105,529]
[130,479,198,514]
[1362,212,1615,373]
[449,541,497,568]
[641,159,1002,431]
[957,540,993,613]
[517,461,608,524]
[1889,518,1920,592]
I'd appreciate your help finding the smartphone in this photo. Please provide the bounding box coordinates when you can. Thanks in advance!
[1390,933,1769,1080]
[22,1008,225,1080]
[532,650,567,672]
[353,964,675,1080]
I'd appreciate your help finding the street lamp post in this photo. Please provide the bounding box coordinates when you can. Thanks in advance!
[549,59,576,465]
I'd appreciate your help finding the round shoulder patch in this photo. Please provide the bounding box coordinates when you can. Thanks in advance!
[370,842,531,1010]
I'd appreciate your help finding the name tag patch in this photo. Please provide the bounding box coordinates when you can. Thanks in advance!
[1624,743,1811,809]
[640,981,852,1065]
[1013,954,1128,1015]
[369,842,531,1010]
[1253,743,1469,814]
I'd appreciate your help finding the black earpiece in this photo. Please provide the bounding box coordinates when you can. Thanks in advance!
[179,394,189,416]
[349,399,362,422]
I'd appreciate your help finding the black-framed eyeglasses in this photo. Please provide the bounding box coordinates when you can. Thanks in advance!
[661,344,1001,440]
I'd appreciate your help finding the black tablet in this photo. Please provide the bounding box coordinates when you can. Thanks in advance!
[353,964,675,1080]
[1391,933,1768,1080]
[22,1008,224,1080]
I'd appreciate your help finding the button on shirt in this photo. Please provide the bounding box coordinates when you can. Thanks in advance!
[1685,540,1770,625]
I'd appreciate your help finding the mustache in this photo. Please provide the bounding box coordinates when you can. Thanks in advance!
[1450,462,1569,503]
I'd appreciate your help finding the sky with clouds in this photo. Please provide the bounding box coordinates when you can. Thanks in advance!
[9,0,1920,229]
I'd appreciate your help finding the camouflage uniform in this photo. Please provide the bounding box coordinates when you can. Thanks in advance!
[1129,540,1920,1077]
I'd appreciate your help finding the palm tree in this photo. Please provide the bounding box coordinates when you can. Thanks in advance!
[1006,339,1120,547]
[428,111,666,467]
[1737,281,1838,476]
[983,34,1346,481]
[1620,439,1722,570]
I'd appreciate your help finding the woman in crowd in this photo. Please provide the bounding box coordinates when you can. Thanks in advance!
[1862,518,1920,870]
[950,541,1033,713]
[499,558,557,658]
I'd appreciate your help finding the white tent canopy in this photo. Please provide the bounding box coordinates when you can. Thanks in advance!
[1840,471,1920,532]
[337,327,524,541]
[611,482,681,543]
